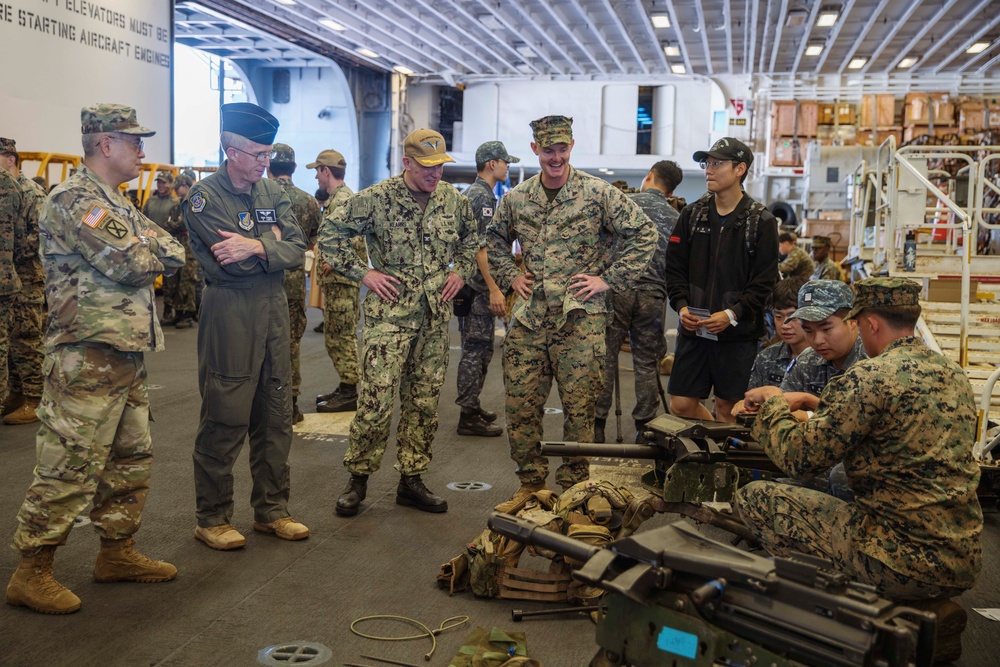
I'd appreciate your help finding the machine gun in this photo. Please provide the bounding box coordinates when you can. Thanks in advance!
[488,512,935,667]
[541,413,783,542]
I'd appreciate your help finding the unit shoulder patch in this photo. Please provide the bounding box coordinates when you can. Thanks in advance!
[237,212,253,231]
[190,192,207,213]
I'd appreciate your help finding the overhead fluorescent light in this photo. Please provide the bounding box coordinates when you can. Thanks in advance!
[663,44,680,57]
[671,63,686,74]
[320,19,346,31]
[393,65,414,75]
[275,0,296,5]
[357,48,379,59]
[516,63,533,73]
[817,7,840,27]
[514,43,535,58]
[477,14,503,30]
[805,44,823,56]
[848,57,867,69]
[967,42,989,54]
[898,57,917,68]
[651,14,670,29]
[785,9,809,27]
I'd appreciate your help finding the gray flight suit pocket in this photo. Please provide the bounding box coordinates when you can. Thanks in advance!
[205,371,255,427]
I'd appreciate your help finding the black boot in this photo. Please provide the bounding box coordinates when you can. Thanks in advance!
[292,397,304,424]
[313,321,324,333]
[316,385,340,404]
[335,474,368,516]
[174,312,195,329]
[477,407,498,423]
[457,410,502,437]
[594,418,606,444]
[317,384,357,412]
[159,308,177,326]
[396,475,448,513]
[634,419,649,444]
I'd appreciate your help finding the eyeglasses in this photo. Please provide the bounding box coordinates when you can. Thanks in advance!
[700,160,734,171]
[99,136,144,152]
[229,146,277,162]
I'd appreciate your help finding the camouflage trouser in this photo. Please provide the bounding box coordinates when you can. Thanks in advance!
[12,345,153,554]
[595,290,666,423]
[455,290,495,411]
[322,281,361,386]
[345,315,448,476]
[0,296,11,403]
[162,236,197,315]
[502,309,604,487]
[284,268,307,397]
[7,294,45,398]
[735,481,965,601]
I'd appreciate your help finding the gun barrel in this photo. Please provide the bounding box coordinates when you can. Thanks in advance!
[488,512,600,565]
[539,442,663,459]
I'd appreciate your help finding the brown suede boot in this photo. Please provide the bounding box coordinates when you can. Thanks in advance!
[1,391,24,416]
[907,597,968,664]
[93,538,177,583]
[494,482,546,514]
[3,397,40,425]
[6,546,81,614]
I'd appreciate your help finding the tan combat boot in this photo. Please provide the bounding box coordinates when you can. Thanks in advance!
[1,391,24,416]
[494,482,546,514]
[907,597,968,664]
[93,538,177,583]
[194,523,246,550]
[6,546,82,614]
[252,517,309,540]
[3,397,40,425]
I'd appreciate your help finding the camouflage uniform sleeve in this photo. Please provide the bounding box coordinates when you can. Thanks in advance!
[778,355,808,393]
[161,202,186,236]
[601,189,656,292]
[485,193,520,293]
[453,195,479,283]
[306,196,322,245]
[318,193,372,283]
[141,213,186,270]
[778,247,806,276]
[1,175,23,295]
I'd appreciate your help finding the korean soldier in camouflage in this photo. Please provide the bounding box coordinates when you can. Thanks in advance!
[595,160,682,444]
[0,138,46,425]
[143,170,180,324]
[0,168,21,412]
[486,116,656,495]
[777,231,815,281]
[267,143,322,423]
[319,129,478,516]
[455,141,520,438]
[184,103,310,551]
[746,276,809,390]
[7,104,185,615]
[310,149,366,413]
[736,277,982,663]
[810,235,842,281]
[160,174,199,329]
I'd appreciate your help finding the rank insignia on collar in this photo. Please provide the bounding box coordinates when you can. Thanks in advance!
[190,192,206,213]
[238,212,253,231]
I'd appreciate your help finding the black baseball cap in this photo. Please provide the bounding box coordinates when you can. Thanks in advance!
[693,137,753,167]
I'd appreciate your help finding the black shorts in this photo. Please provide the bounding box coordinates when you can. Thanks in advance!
[668,334,758,401]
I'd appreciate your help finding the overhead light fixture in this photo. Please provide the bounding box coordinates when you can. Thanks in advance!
[967,42,989,54]
[477,14,503,30]
[663,44,680,57]
[898,57,917,68]
[785,8,809,27]
[671,63,686,74]
[514,43,535,58]
[805,43,824,56]
[515,63,533,73]
[393,65,414,75]
[357,48,379,58]
[651,14,670,29]
[275,0,296,5]
[320,19,346,31]
[817,7,840,27]
[848,57,868,69]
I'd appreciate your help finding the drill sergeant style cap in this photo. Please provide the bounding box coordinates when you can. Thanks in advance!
[790,280,855,322]
[692,137,753,167]
[475,140,520,165]
[811,235,832,249]
[306,149,347,170]
[220,102,279,144]
[404,129,455,166]
[155,169,174,183]
[271,143,295,164]
[845,277,921,320]
[530,115,573,148]
[0,137,16,154]
[81,103,156,137]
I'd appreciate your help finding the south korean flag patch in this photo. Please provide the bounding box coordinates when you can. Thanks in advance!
[238,212,253,231]
[482,207,493,217]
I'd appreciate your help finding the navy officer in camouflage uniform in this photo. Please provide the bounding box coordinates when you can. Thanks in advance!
[320,129,478,516]
[7,105,184,615]
[736,277,983,663]
[487,116,656,497]
[455,140,519,438]
[184,103,309,550]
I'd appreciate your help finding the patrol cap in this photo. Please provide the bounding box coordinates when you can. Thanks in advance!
[475,141,520,165]
[81,104,155,137]
[173,174,194,189]
[404,129,455,166]
[306,149,347,170]
[811,235,832,249]
[272,143,295,164]
[693,137,753,167]
[220,102,279,144]
[530,115,573,147]
[790,280,854,322]
[155,170,173,183]
[845,277,921,320]
[182,169,198,181]
[0,137,16,155]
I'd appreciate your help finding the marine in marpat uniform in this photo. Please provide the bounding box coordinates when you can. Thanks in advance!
[777,231,815,281]
[0,167,21,411]
[486,116,656,494]
[7,104,184,615]
[736,277,983,663]
[810,235,842,281]
[267,143,322,423]
[160,174,199,329]
[319,129,478,517]
[184,103,309,551]
[0,137,46,425]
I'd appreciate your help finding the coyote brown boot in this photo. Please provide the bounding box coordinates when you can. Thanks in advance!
[907,597,968,664]
[494,482,546,514]
[194,523,246,550]
[93,538,177,583]
[3,397,40,425]
[6,546,81,614]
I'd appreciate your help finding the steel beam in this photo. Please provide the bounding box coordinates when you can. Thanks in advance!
[882,0,961,72]
[812,0,857,74]
[908,0,996,73]
[693,0,715,75]
[767,0,789,75]
[836,0,892,75]
[859,0,924,74]
[535,2,608,74]
[665,1,694,74]
[605,0,653,75]
[469,0,561,75]
[930,15,1000,74]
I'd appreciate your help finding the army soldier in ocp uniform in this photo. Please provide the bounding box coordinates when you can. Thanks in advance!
[143,170,180,324]
[184,103,309,550]
[267,143,322,423]
[160,173,200,329]
[487,116,656,497]
[7,105,184,615]
[0,168,21,414]
[320,129,478,516]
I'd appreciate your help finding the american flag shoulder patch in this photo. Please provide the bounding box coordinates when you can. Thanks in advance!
[82,204,108,229]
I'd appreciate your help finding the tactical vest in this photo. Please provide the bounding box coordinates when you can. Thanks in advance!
[687,192,767,257]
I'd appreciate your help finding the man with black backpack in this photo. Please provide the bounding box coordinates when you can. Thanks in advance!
[665,138,779,423]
